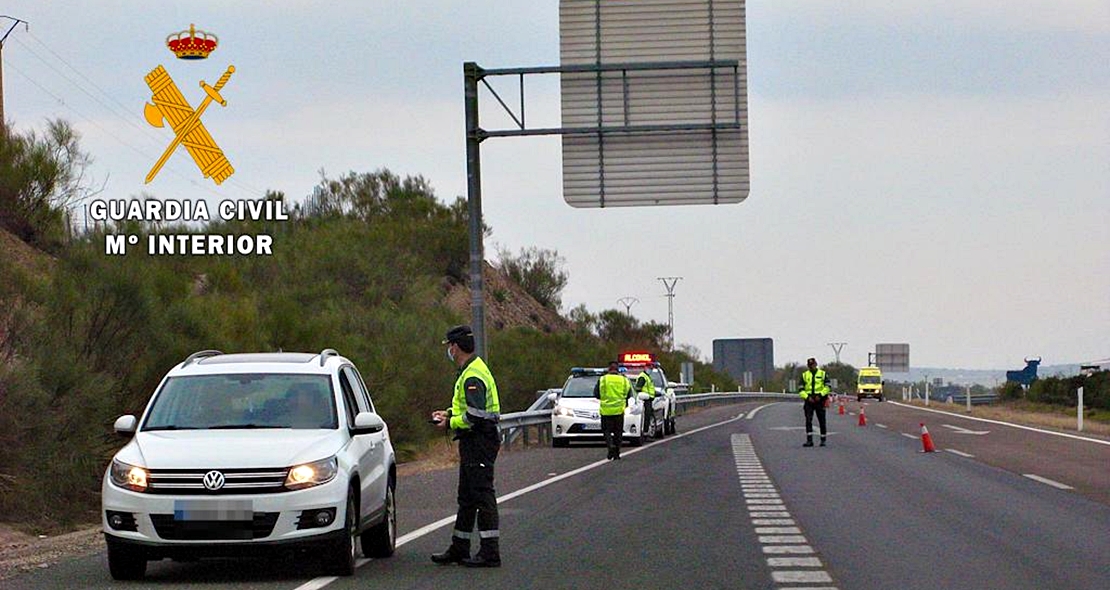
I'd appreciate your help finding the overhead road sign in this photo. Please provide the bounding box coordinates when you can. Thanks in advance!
[559,0,749,207]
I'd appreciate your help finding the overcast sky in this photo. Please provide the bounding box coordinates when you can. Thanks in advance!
[3,1,1107,370]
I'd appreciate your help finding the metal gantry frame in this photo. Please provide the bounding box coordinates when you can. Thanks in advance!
[464,60,741,357]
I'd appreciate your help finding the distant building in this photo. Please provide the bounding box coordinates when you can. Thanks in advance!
[713,338,774,386]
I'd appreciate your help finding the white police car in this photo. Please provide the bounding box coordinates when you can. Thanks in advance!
[549,367,651,447]
[101,349,396,579]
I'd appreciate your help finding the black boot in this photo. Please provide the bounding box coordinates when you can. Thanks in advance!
[431,542,470,565]
[463,539,501,568]
[819,437,827,447]
[803,435,814,447]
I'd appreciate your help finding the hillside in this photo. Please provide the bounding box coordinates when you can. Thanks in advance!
[445,262,570,334]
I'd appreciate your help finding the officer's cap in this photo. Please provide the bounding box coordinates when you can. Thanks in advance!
[442,325,474,345]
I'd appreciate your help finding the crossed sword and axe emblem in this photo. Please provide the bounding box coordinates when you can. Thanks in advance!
[143,64,235,185]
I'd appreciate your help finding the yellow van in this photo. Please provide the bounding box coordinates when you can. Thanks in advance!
[857,366,884,402]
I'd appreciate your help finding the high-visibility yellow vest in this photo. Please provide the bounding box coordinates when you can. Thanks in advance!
[598,373,631,416]
[637,372,656,397]
[799,369,831,400]
[449,356,500,430]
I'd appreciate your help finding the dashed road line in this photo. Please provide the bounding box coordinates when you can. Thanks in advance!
[1023,473,1074,490]
[900,432,917,440]
[732,434,838,590]
[945,448,974,458]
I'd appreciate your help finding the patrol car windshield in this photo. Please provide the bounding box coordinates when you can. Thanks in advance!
[561,375,602,398]
[143,374,338,430]
[859,376,881,384]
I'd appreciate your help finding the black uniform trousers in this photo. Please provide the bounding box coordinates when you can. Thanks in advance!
[803,399,828,439]
[451,424,500,557]
[601,414,624,459]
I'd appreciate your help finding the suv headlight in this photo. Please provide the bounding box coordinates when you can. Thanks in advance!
[110,460,150,493]
[285,456,339,491]
[555,405,574,417]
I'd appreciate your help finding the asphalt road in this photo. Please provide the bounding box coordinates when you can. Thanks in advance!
[6,400,1109,589]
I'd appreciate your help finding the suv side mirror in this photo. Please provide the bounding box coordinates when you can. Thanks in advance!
[547,392,558,402]
[114,415,137,435]
[352,412,386,435]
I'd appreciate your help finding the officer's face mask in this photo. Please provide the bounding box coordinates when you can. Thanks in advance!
[446,344,456,362]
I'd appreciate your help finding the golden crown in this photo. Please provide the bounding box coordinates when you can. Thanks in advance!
[166,24,218,60]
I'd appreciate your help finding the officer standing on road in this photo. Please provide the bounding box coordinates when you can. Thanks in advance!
[593,361,632,460]
[799,357,831,447]
[430,325,502,568]
[636,368,656,434]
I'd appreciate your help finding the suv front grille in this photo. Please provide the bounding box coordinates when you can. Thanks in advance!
[150,512,280,540]
[147,468,288,495]
[572,409,599,419]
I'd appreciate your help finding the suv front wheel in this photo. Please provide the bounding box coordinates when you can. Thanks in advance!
[326,487,359,576]
[362,482,396,558]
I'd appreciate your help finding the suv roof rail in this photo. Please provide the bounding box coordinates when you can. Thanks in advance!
[318,349,340,367]
[183,349,224,366]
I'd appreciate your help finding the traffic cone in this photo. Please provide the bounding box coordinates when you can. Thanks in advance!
[920,423,936,453]
[838,401,845,415]
[857,406,867,426]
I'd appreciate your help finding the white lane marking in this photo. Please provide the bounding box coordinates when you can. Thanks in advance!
[773,570,834,583]
[295,578,339,590]
[296,411,750,589]
[756,527,802,534]
[1023,474,1074,490]
[941,423,990,435]
[768,557,823,567]
[732,434,836,589]
[900,433,917,440]
[887,401,1110,446]
[875,423,888,429]
[763,545,814,554]
[746,402,781,420]
[759,535,809,543]
[945,449,975,458]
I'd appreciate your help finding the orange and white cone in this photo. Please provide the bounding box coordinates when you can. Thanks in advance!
[857,406,867,427]
[920,423,936,453]
[838,401,845,415]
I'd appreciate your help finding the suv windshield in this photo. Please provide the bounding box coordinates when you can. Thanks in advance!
[859,376,881,385]
[561,375,601,398]
[143,374,338,430]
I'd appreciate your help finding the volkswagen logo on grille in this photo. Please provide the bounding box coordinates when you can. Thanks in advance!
[202,470,226,491]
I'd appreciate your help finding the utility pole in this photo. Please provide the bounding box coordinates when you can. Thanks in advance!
[617,296,639,315]
[657,277,682,351]
[827,342,847,364]
[0,16,29,129]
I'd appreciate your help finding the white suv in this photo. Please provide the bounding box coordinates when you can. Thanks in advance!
[102,349,396,580]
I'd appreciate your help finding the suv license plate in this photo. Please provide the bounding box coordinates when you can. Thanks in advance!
[580,424,600,431]
[174,500,253,522]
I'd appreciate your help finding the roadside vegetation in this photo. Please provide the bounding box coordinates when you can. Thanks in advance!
[0,120,734,532]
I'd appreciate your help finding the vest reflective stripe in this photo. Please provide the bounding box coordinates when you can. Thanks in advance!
[800,369,830,399]
[598,374,630,416]
[638,372,656,397]
[450,357,501,430]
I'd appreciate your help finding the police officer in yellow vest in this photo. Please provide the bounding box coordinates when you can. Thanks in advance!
[430,325,502,567]
[636,369,657,435]
[593,361,632,460]
[800,357,831,447]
